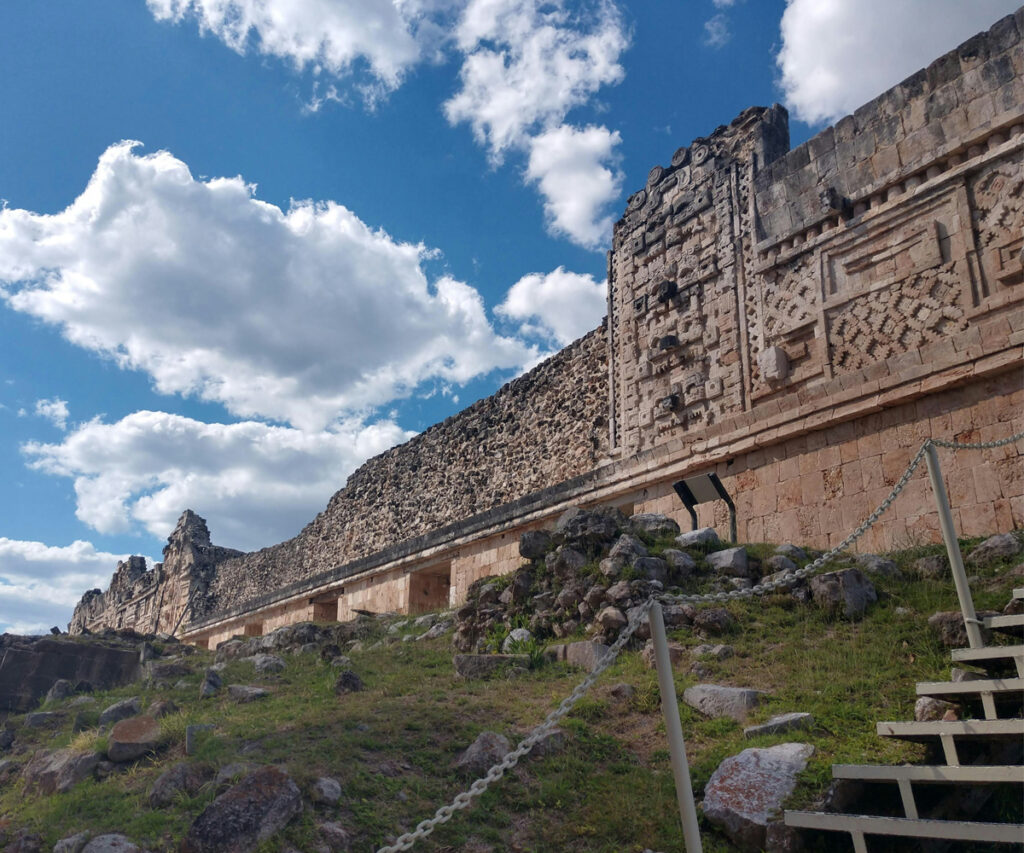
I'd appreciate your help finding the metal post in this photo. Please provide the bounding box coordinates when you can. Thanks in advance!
[924,443,985,650]
[649,602,703,852]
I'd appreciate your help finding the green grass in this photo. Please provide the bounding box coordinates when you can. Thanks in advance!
[1,533,1021,851]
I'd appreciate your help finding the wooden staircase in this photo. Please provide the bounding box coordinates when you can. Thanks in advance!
[785,588,1024,851]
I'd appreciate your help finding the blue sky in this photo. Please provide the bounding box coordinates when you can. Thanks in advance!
[0,0,1017,633]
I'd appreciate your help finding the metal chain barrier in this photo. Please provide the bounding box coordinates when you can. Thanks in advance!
[376,431,1024,852]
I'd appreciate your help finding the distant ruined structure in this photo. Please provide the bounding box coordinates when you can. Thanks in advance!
[73,10,1024,649]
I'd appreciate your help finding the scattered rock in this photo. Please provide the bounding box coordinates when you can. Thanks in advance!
[692,644,733,661]
[609,683,636,701]
[662,549,697,576]
[854,553,901,579]
[145,660,193,682]
[334,671,365,693]
[501,628,532,653]
[683,684,766,722]
[545,546,587,578]
[4,831,44,853]
[630,512,681,539]
[809,569,877,619]
[108,714,161,762]
[0,730,14,750]
[913,554,949,579]
[928,610,995,648]
[146,699,178,719]
[45,679,76,704]
[454,732,511,776]
[53,831,92,853]
[546,641,609,672]
[519,529,553,559]
[775,544,806,561]
[185,724,216,756]
[707,547,752,578]
[554,507,621,554]
[24,711,60,729]
[417,620,451,641]
[81,835,148,853]
[199,670,222,699]
[530,727,567,757]
[596,606,628,632]
[968,533,1023,566]
[150,762,213,807]
[311,776,342,805]
[317,821,351,852]
[676,527,720,549]
[634,556,670,584]
[214,763,257,789]
[915,697,958,722]
[693,607,735,636]
[228,685,270,703]
[453,654,529,679]
[743,712,813,739]
[22,749,99,794]
[641,639,685,669]
[609,534,648,563]
[765,555,797,573]
[182,766,302,853]
[246,654,286,674]
[98,697,141,727]
[702,742,815,852]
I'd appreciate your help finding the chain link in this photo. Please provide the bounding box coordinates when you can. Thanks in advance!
[375,431,1024,852]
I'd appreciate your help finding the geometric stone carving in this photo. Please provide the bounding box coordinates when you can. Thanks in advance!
[757,346,790,382]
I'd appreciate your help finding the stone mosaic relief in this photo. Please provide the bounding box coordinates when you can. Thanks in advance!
[968,153,1024,299]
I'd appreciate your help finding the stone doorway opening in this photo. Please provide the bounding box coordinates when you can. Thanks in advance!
[408,563,452,614]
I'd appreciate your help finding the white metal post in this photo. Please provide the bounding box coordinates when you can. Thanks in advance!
[924,443,985,650]
[649,601,703,852]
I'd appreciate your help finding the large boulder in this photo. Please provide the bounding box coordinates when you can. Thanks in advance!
[707,547,752,578]
[683,684,766,722]
[554,507,621,553]
[702,743,815,851]
[22,749,99,794]
[609,535,648,563]
[519,530,553,560]
[675,528,720,549]
[454,732,511,776]
[107,714,161,762]
[809,569,876,619]
[181,767,302,853]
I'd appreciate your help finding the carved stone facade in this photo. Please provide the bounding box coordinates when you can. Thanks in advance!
[71,9,1024,646]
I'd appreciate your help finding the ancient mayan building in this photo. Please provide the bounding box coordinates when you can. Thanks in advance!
[73,10,1024,649]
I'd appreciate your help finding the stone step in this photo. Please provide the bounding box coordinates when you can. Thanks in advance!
[950,644,1024,678]
[915,677,1024,720]
[784,811,1024,851]
[876,718,1024,766]
[985,613,1024,638]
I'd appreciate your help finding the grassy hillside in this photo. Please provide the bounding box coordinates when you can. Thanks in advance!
[0,534,1020,852]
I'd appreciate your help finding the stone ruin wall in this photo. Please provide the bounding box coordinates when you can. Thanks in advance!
[72,9,1024,639]
[200,327,609,616]
[611,9,1024,549]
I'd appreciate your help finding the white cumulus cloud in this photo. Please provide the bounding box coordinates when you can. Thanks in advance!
[777,0,1021,125]
[34,397,70,431]
[0,538,145,634]
[0,142,535,430]
[496,266,605,346]
[22,410,413,552]
[525,124,623,249]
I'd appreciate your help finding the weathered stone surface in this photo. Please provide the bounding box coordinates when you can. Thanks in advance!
[683,684,766,722]
[45,679,76,704]
[597,606,628,632]
[545,546,587,577]
[634,556,669,584]
[185,724,216,756]
[765,555,797,573]
[501,628,532,653]
[311,776,342,805]
[928,610,996,647]
[454,732,511,776]
[609,683,636,701]
[150,761,213,807]
[227,685,269,703]
[22,749,99,794]
[24,711,60,728]
[809,569,877,619]
[200,669,222,699]
[743,712,813,739]
[81,835,149,853]
[146,660,193,681]
[554,507,621,553]
[968,533,1023,565]
[630,513,681,539]
[676,528,720,549]
[757,345,789,382]
[453,654,529,679]
[317,821,351,851]
[547,641,610,672]
[662,549,697,576]
[854,553,901,579]
[182,766,302,853]
[693,607,735,635]
[693,644,733,660]
[334,670,365,693]
[519,529,553,560]
[243,654,286,673]
[530,727,567,757]
[53,831,92,853]
[146,699,178,719]
[101,697,143,727]
[707,547,751,578]
[641,640,685,670]
[609,534,648,563]
[703,743,815,851]
[914,554,949,579]
[775,544,807,561]
[108,714,161,762]
[914,696,958,722]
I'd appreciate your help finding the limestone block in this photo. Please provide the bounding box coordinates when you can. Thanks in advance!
[453,654,529,679]
[809,569,877,619]
[683,684,766,722]
[743,712,813,739]
[707,547,752,578]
